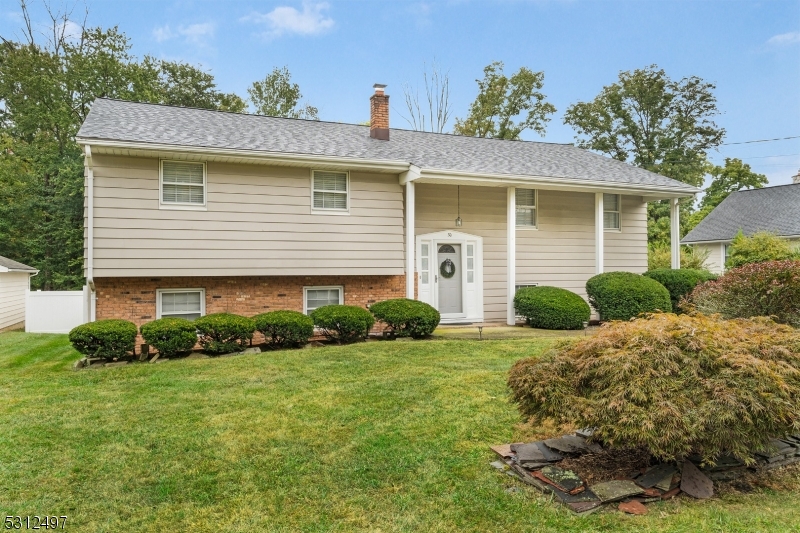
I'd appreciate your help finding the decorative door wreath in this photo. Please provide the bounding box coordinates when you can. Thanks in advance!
[440,258,456,279]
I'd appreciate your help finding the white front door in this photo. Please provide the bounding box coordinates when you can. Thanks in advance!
[436,244,462,315]
[416,231,483,323]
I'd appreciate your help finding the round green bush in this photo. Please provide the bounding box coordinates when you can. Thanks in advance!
[140,317,198,357]
[585,271,672,321]
[369,298,440,339]
[513,286,590,330]
[68,319,137,358]
[253,310,314,349]
[193,313,255,354]
[310,305,374,344]
[644,268,717,311]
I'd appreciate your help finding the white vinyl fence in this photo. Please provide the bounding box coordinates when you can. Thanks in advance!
[25,287,89,333]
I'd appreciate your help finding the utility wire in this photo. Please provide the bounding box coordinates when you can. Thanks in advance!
[720,135,800,146]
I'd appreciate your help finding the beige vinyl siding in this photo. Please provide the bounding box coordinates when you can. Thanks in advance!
[415,184,508,322]
[516,191,647,302]
[694,243,726,274]
[89,155,405,277]
[0,272,29,330]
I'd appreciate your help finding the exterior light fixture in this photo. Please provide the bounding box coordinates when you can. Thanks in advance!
[455,186,462,227]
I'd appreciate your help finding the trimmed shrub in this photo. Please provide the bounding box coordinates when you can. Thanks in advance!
[513,286,590,330]
[253,310,314,349]
[585,271,672,321]
[68,319,137,358]
[644,269,717,311]
[140,317,198,357]
[370,298,440,338]
[193,313,255,354]
[726,230,799,269]
[310,305,374,344]
[685,259,800,327]
[507,313,800,464]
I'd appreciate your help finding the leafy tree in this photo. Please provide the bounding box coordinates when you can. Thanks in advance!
[564,65,725,246]
[0,1,247,289]
[687,158,768,231]
[247,66,318,119]
[454,61,556,139]
[726,231,799,269]
[401,60,452,133]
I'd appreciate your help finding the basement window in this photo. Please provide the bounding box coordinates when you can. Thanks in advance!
[161,160,206,208]
[157,289,205,320]
[304,286,344,314]
[312,171,349,212]
[603,194,621,230]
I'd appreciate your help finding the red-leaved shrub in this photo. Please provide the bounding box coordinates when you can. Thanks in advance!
[684,260,800,327]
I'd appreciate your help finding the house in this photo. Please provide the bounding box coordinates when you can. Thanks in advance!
[0,255,38,332]
[681,182,800,274]
[75,85,697,328]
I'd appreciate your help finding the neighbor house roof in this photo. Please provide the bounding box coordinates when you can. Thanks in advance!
[76,99,698,195]
[682,183,800,244]
[0,255,38,273]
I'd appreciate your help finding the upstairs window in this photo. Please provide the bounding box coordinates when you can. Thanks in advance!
[161,161,206,207]
[516,189,537,227]
[603,193,621,230]
[312,171,349,211]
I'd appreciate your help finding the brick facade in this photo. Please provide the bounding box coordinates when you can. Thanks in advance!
[95,274,407,327]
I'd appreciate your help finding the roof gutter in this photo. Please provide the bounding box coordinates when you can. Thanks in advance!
[683,234,800,245]
[75,138,413,173]
[416,168,700,198]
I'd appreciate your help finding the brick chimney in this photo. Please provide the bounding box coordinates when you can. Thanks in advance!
[370,84,389,140]
[793,169,800,184]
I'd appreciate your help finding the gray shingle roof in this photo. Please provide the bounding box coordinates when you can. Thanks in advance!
[682,183,800,243]
[76,99,697,193]
[0,255,37,272]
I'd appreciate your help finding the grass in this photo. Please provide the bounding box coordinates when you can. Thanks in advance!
[1,332,799,532]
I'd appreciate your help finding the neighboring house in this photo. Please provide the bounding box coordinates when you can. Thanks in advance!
[75,86,697,328]
[682,183,800,274]
[0,256,38,332]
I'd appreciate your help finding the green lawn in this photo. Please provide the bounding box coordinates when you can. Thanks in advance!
[1,332,799,532]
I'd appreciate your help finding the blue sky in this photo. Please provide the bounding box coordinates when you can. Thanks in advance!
[3,0,799,185]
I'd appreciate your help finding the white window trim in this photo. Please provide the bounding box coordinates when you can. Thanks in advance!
[310,170,350,214]
[156,288,206,319]
[603,193,621,232]
[515,188,538,230]
[303,285,344,315]
[159,160,207,211]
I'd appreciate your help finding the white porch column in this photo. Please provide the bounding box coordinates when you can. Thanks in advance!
[595,192,604,274]
[507,187,516,325]
[671,197,681,269]
[405,180,416,299]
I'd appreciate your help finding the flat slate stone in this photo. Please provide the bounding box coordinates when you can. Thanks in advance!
[575,427,595,439]
[539,465,584,493]
[618,500,648,515]
[680,460,714,499]
[590,480,644,503]
[490,443,517,459]
[567,501,603,515]
[515,443,547,463]
[536,442,564,462]
[543,435,602,455]
[637,464,676,489]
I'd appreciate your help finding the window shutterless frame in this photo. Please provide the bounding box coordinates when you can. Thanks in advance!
[156,288,206,320]
[310,170,350,214]
[515,188,538,229]
[159,160,207,210]
[303,285,344,315]
[603,193,621,231]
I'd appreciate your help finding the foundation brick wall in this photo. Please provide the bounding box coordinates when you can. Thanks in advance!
[95,274,408,349]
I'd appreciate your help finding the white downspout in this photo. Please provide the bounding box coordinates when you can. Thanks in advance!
[85,145,96,322]
[671,197,681,269]
[405,180,416,299]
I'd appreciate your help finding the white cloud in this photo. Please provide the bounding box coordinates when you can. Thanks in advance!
[767,31,800,46]
[242,2,334,39]
[152,22,216,46]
